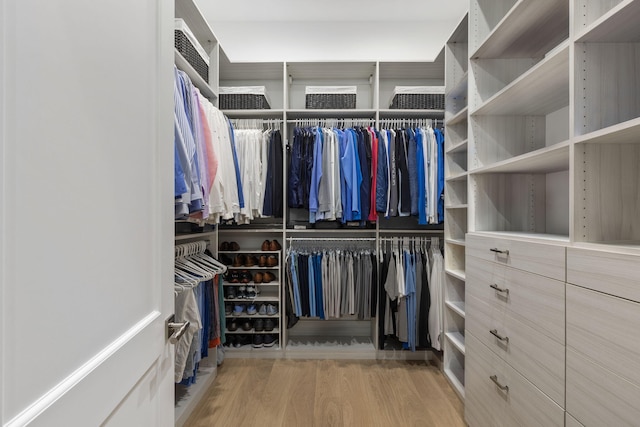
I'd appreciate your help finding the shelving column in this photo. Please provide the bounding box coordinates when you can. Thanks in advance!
[443,13,468,401]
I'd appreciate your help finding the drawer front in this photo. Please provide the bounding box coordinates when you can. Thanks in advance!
[567,247,640,303]
[467,255,565,343]
[567,284,640,387]
[567,348,640,427]
[566,413,584,427]
[467,234,565,280]
[466,334,564,427]
[467,294,565,406]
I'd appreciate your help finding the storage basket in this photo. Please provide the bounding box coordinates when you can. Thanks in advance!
[389,86,445,109]
[305,86,357,109]
[174,19,209,83]
[219,86,271,110]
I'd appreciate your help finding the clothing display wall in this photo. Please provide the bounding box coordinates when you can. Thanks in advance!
[378,236,444,352]
[288,124,444,226]
[174,68,283,225]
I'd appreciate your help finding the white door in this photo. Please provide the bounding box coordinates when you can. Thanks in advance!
[1,0,175,425]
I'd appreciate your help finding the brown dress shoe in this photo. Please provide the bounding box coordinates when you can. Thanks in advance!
[245,255,257,267]
[219,241,230,251]
[269,239,281,251]
[266,255,278,267]
[262,272,275,283]
[229,242,240,251]
[258,255,267,267]
[261,240,270,251]
[253,272,263,284]
[240,270,252,283]
[232,254,245,267]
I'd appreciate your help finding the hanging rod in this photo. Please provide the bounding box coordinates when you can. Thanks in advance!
[287,237,376,242]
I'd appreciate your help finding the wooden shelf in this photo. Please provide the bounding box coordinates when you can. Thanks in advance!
[446,238,466,247]
[175,231,216,241]
[445,332,466,355]
[222,109,285,118]
[446,71,469,100]
[175,0,217,47]
[445,300,466,318]
[446,269,466,282]
[472,42,570,116]
[446,139,468,155]
[446,171,468,182]
[444,368,465,400]
[574,117,640,145]
[469,141,570,175]
[576,0,640,43]
[473,231,570,243]
[472,0,569,59]
[175,49,217,101]
[445,204,468,209]
[447,106,468,126]
[378,109,445,119]
[287,109,376,119]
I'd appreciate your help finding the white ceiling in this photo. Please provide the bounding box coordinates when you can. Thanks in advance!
[195,0,468,63]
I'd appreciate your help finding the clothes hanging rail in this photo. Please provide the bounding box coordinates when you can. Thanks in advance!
[229,118,283,130]
[287,118,376,128]
[378,118,441,128]
[287,237,376,242]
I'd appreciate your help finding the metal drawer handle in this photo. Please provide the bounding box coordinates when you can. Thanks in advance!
[490,248,509,255]
[490,329,509,342]
[168,321,190,344]
[489,284,509,294]
[490,375,509,392]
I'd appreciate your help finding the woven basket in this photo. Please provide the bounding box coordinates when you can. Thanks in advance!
[389,86,445,109]
[305,86,357,109]
[174,21,209,83]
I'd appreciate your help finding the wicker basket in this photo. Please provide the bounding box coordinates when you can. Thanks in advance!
[174,19,209,83]
[305,86,357,109]
[219,87,271,110]
[389,86,445,110]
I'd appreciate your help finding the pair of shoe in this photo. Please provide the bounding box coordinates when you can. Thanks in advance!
[252,318,277,333]
[252,334,278,348]
[232,254,259,267]
[226,335,251,348]
[225,285,260,300]
[253,272,275,283]
[220,241,240,251]
[225,270,253,283]
[227,319,253,332]
[232,303,257,316]
[261,240,281,251]
[257,303,278,316]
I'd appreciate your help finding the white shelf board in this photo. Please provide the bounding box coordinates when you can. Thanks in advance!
[472,231,570,244]
[445,300,466,318]
[288,62,376,80]
[225,266,279,271]
[287,109,376,119]
[175,0,218,47]
[576,0,640,43]
[472,42,570,116]
[223,109,285,118]
[445,204,468,209]
[445,269,466,282]
[444,368,465,400]
[471,0,569,59]
[219,250,281,254]
[574,117,640,145]
[446,139,468,155]
[175,231,216,241]
[447,106,468,126]
[446,171,468,182]
[378,109,445,119]
[446,71,468,100]
[175,356,217,427]
[469,140,570,174]
[447,14,469,44]
[175,49,217,100]
[224,296,280,303]
[446,238,466,247]
[219,227,284,233]
[445,332,466,355]
[226,327,280,335]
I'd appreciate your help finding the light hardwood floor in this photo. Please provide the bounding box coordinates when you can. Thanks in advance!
[184,358,465,427]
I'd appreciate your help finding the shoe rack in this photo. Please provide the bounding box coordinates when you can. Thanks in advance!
[218,231,283,354]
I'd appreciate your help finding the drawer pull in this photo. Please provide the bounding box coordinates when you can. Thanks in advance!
[490,329,509,342]
[490,375,509,392]
[489,284,509,294]
[490,248,509,255]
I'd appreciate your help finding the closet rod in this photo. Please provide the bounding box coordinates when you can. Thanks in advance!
[287,237,376,242]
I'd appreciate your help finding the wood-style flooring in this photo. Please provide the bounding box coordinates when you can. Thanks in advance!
[184,358,465,427]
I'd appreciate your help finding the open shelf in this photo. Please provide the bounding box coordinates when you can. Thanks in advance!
[472,0,569,59]
[175,0,217,48]
[472,42,569,116]
[446,269,466,282]
[378,109,445,119]
[226,327,280,335]
[446,171,468,182]
[445,332,466,355]
[470,141,570,175]
[175,231,216,241]
[447,106,468,126]
[446,139,468,155]
[175,49,217,100]
[446,204,468,210]
[446,71,469,100]
[575,117,640,146]
[222,109,285,118]
[576,0,640,42]
[472,231,570,243]
[287,109,376,119]
[445,300,466,318]
[446,238,466,247]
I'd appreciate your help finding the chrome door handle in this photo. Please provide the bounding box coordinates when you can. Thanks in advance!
[167,315,190,344]
[490,329,509,342]
[489,284,509,294]
[490,375,509,392]
[490,248,509,255]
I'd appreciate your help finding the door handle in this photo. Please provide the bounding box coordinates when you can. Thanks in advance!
[166,315,190,344]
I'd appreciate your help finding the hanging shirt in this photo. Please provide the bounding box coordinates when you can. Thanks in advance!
[309,127,324,223]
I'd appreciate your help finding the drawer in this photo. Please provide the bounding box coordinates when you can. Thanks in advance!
[567,348,640,427]
[567,284,640,387]
[467,233,565,281]
[567,247,640,303]
[467,294,565,406]
[566,413,584,427]
[467,255,565,343]
[466,334,564,427]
